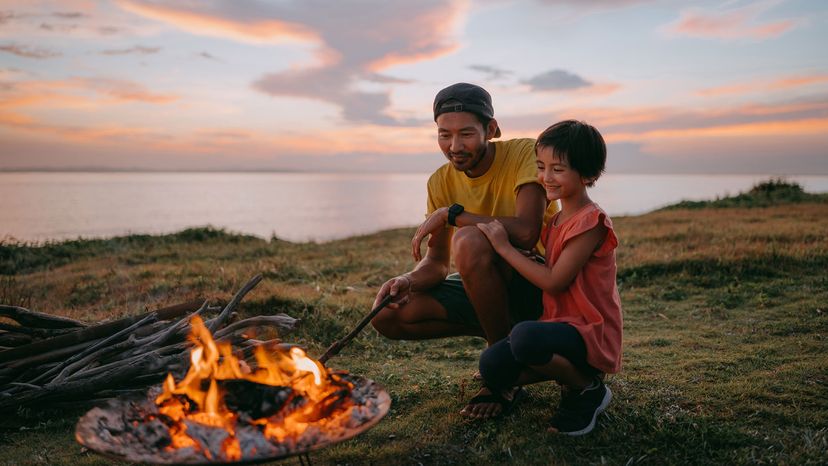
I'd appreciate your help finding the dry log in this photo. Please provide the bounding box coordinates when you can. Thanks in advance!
[0,351,183,412]
[0,332,32,347]
[207,274,262,332]
[0,299,202,364]
[38,313,158,387]
[0,304,86,329]
[212,314,298,339]
[0,322,80,338]
[53,305,208,385]
[0,338,104,371]
[0,275,297,412]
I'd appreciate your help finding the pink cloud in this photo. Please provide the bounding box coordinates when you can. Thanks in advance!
[0,77,178,110]
[698,74,828,96]
[665,3,801,40]
[116,0,320,46]
[117,1,466,125]
[0,43,62,59]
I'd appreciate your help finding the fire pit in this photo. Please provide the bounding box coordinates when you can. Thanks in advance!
[75,315,390,464]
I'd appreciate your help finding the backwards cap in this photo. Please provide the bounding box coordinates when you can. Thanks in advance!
[433,82,501,138]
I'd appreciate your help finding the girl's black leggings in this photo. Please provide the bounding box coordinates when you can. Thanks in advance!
[479,321,598,391]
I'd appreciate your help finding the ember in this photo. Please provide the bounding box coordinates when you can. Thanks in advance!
[75,315,390,464]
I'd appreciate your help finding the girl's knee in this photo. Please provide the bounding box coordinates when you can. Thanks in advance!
[509,322,548,365]
[478,339,512,382]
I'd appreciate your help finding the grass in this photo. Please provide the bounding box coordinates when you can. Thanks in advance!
[1,181,827,465]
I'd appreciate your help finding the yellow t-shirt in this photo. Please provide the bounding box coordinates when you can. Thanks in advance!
[426,138,559,249]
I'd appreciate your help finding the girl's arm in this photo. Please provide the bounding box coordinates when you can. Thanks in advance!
[477,219,607,294]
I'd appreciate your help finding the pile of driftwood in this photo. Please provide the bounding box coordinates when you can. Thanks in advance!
[0,274,298,413]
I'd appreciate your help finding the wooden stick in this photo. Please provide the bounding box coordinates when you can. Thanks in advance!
[0,351,181,412]
[0,338,104,373]
[208,274,263,332]
[212,314,298,339]
[0,299,202,364]
[0,322,79,338]
[0,305,86,329]
[318,294,393,364]
[0,332,32,347]
[43,313,158,387]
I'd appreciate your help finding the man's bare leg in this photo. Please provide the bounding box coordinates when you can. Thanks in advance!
[450,226,525,417]
[371,292,485,340]
[452,226,513,345]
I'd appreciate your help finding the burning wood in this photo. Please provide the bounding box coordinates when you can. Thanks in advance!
[75,314,390,464]
[0,275,298,412]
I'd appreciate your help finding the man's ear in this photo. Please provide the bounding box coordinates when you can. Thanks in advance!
[485,119,499,139]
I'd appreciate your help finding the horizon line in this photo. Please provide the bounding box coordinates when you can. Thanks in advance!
[2,168,828,176]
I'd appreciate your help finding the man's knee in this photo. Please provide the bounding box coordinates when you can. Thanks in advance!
[452,226,496,274]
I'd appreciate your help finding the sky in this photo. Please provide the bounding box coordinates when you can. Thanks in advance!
[0,0,826,174]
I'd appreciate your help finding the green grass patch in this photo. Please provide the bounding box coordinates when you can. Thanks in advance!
[1,196,827,465]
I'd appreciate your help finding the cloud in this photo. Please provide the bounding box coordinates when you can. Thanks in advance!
[75,78,178,103]
[116,0,466,126]
[501,93,828,143]
[196,51,220,61]
[469,64,513,81]
[39,23,79,33]
[536,0,651,8]
[0,12,15,25]
[0,77,178,108]
[100,45,161,55]
[0,43,61,59]
[523,69,592,91]
[115,0,321,46]
[664,1,801,40]
[52,12,88,19]
[698,74,828,97]
[0,5,148,39]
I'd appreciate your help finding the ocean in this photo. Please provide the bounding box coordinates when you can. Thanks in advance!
[2,172,827,243]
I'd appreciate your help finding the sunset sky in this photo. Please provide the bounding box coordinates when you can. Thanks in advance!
[1,0,826,174]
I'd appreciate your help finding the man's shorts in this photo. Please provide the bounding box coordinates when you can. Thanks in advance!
[426,271,543,328]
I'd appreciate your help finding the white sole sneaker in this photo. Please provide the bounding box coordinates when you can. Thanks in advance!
[561,385,612,437]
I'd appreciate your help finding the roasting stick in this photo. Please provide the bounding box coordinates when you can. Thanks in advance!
[318,294,394,364]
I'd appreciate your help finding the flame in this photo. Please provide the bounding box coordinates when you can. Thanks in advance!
[154,315,352,460]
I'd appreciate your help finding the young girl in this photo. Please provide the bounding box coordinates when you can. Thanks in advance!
[473,120,622,436]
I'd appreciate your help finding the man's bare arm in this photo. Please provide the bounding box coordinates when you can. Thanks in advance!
[450,183,547,249]
[411,183,547,261]
[374,224,451,309]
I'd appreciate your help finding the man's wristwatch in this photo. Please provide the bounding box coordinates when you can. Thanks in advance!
[447,203,464,227]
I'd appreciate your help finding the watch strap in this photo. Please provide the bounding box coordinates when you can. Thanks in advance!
[447,203,464,227]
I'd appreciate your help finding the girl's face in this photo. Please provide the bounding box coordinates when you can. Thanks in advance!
[536,145,589,201]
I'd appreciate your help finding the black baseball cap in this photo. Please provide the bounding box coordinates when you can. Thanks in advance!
[433,82,501,138]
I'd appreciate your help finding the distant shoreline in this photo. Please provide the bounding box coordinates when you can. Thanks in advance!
[2,169,828,176]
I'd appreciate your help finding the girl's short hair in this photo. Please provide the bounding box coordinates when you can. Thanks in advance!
[536,120,606,187]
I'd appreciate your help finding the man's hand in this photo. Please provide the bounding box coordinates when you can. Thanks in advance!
[372,275,412,311]
[411,207,448,262]
[476,220,511,253]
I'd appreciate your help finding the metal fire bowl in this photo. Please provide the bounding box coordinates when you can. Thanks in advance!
[75,374,391,465]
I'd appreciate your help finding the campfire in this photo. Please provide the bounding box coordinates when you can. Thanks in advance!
[75,314,390,464]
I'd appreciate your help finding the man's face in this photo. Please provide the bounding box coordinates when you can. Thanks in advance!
[436,112,489,173]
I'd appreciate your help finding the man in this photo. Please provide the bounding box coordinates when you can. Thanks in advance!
[371,83,557,418]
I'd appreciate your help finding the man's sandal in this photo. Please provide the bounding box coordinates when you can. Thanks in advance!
[462,386,527,419]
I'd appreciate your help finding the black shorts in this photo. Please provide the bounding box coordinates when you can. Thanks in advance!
[426,271,543,328]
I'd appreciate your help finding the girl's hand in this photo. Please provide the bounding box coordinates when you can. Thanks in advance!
[476,220,510,252]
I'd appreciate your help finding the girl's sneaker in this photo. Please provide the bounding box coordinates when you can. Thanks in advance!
[549,381,612,436]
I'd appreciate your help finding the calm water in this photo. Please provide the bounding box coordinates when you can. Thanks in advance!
[2,172,827,243]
